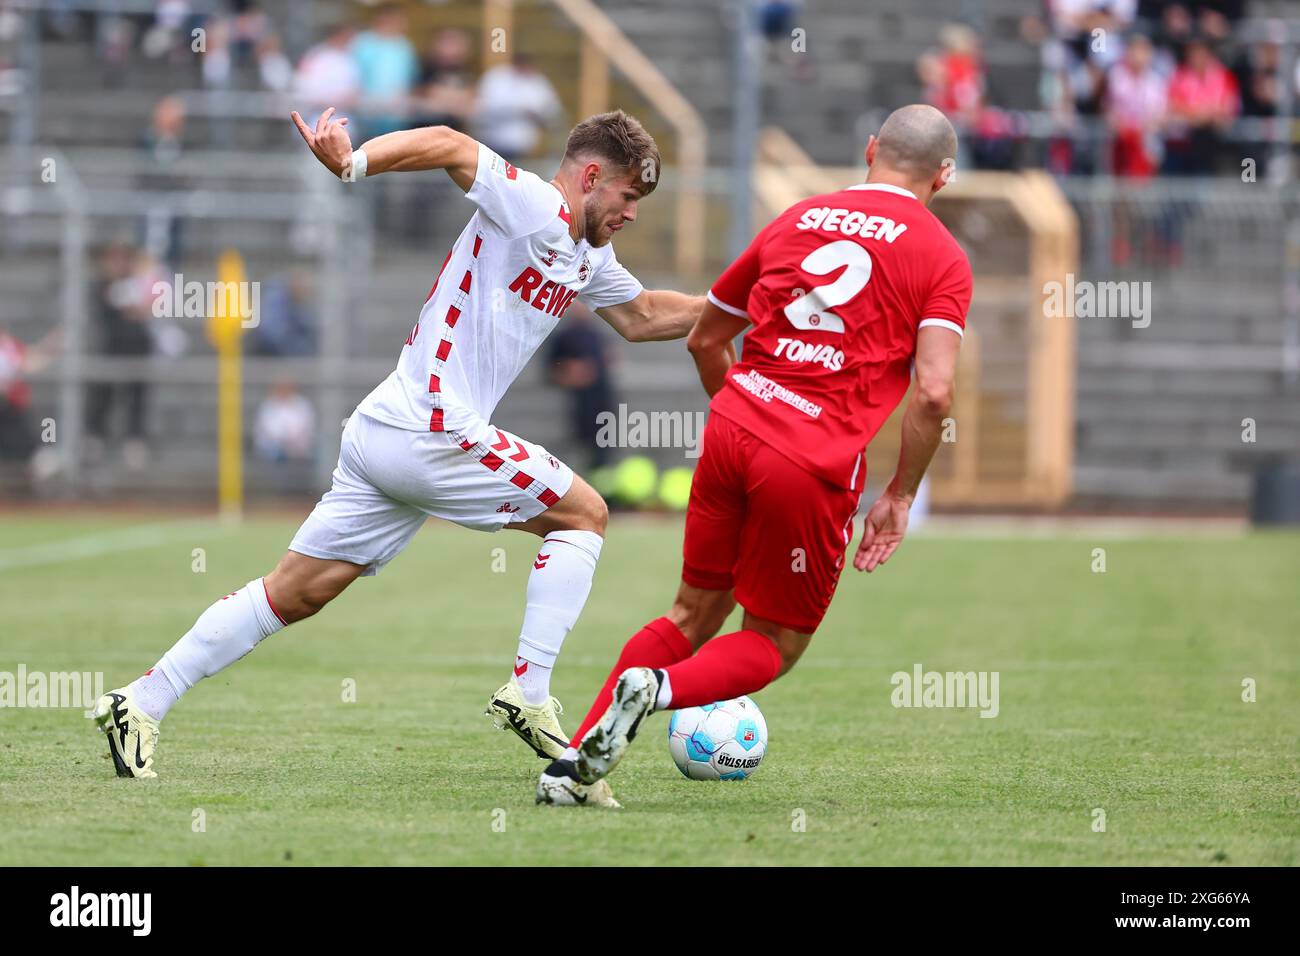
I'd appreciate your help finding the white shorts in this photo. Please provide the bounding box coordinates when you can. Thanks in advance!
[289,412,573,575]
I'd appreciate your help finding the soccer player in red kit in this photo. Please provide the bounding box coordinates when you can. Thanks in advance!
[537,104,973,805]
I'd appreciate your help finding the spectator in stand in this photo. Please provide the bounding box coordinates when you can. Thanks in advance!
[1235,28,1283,119]
[1232,22,1286,178]
[86,242,158,470]
[760,0,799,43]
[351,3,418,138]
[920,24,984,123]
[1104,32,1170,265]
[295,22,360,117]
[201,14,232,87]
[1106,33,1167,177]
[248,272,317,358]
[474,52,562,162]
[255,31,292,92]
[0,324,61,487]
[96,11,134,87]
[141,0,192,64]
[228,1,273,71]
[1026,1,1139,171]
[137,95,189,270]
[1164,36,1239,174]
[1023,12,1084,173]
[1047,0,1137,71]
[141,94,185,170]
[918,25,1013,169]
[253,380,316,463]
[758,0,813,81]
[413,28,476,131]
[201,1,279,89]
[1143,1,1243,44]
[0,57,19,97]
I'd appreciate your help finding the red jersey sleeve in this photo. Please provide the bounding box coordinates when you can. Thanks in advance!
[917,248,973,338]
[707,225,769,318]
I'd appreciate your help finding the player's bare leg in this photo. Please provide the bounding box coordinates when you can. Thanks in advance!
[665,581,738,649]
[485,473,610,758]
[92,551,365,778]
[262,551,369,623]
[563,579,734,750]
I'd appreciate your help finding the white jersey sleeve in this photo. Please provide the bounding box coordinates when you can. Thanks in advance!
[579,249,644,309]
[465,144,559,240]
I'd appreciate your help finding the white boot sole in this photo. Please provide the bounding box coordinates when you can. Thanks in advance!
[575,668,655,784]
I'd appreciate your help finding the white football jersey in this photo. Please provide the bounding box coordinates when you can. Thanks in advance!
[356,145,643,445]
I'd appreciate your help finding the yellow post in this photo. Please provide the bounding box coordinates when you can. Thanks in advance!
[206,249,249,522]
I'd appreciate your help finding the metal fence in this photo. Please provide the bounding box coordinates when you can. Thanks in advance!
[0,143,365,495]
[3,139,1297,507]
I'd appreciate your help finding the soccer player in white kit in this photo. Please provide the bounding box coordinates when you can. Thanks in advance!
[92,107,703,805]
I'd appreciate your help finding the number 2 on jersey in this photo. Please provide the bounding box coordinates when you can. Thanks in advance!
[783,239,873,334]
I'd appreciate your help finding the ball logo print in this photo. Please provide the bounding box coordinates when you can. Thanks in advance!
[668,696,768,781]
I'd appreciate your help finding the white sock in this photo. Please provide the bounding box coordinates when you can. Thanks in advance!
[514,530,603,703]
[654,670,673,711]
[513,656,553,706]
[147,578,287,718]
[127,667,179,721]
[562,746,579,762]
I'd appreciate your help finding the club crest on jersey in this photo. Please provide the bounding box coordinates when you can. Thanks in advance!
[489,153,518,181]
[577,254,592,283]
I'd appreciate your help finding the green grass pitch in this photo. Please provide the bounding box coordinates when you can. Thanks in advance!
[1,513,1296,866]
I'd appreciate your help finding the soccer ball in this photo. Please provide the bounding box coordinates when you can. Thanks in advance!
[667,696,768,780]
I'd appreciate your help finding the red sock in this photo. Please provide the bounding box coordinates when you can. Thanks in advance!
[660,629,781,709]
[569,617,693,747]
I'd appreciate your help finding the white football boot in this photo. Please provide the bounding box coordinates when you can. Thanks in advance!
[536,759,622,808]
[574,667,660,785]
[485,677,569,760]
[91,687,161,779]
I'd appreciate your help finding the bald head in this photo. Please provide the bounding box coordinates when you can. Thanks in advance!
[872,105,958,181]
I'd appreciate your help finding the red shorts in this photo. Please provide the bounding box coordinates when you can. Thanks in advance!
[682,413,862,634]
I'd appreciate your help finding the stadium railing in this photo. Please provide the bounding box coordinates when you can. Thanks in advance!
[0,143,365,498]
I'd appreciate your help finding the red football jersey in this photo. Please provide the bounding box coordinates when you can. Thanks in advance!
[707,183,972,491]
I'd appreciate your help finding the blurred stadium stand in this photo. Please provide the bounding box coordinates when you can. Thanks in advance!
[1,0,1297,512]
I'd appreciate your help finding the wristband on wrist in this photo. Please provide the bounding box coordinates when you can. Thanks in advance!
[341,148,368,182]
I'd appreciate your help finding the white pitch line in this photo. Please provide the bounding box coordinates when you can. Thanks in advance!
[0,521,229,573]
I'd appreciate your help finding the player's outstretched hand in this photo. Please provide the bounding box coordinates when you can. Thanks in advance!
[853,491,911,572]
[290,107,352,178]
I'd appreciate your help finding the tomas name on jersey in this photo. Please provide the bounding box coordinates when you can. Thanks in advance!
[706,182,973,492]
[357,145,642,446]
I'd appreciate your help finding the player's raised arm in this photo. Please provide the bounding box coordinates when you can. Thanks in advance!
[595,290,706,343]
[853,324,961,573]
[290,107,480,191]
